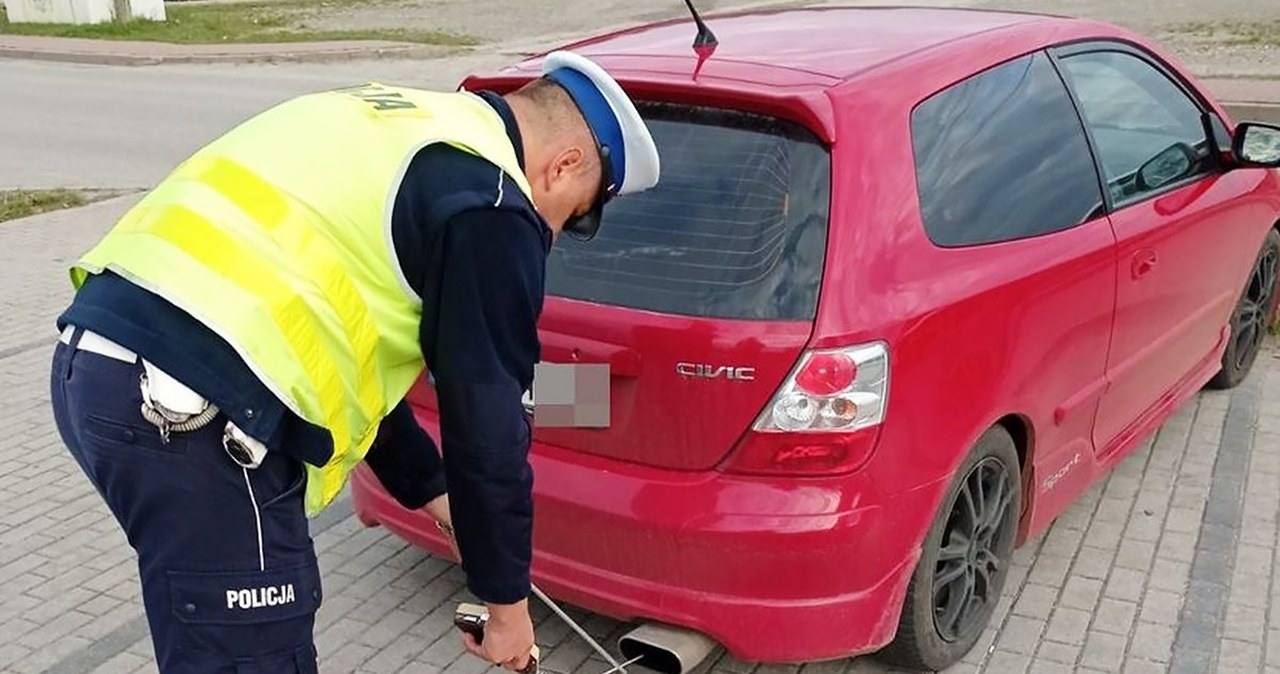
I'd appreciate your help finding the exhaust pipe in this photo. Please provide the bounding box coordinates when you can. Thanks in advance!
[617,623,718,674]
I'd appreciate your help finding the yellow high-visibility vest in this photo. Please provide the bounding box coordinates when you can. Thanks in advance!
[70,83,536,516]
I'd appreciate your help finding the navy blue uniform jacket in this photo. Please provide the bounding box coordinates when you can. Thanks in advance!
[58,91,550,605]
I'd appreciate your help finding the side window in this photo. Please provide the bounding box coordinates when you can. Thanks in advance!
[911,52,1104,248]
[1056,49,1214,206]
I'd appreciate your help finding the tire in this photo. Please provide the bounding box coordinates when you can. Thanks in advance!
[876,426,1022,672]
[1207,228,1279,390]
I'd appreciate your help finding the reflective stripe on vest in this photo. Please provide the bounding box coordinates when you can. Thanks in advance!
[70,85,535,516]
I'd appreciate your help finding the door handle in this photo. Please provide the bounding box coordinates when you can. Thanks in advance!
[1131,249,1158,279]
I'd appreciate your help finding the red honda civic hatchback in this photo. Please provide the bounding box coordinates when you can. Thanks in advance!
[352,6,1280,671]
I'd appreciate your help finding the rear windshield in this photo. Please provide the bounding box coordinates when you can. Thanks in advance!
[544,102,832,321]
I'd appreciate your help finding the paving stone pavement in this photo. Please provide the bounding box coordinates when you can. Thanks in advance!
[1,195,1278,674]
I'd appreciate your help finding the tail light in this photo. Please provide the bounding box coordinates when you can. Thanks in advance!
[721,342,889,476]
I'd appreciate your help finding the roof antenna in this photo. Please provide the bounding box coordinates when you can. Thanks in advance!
[683,0,717,79]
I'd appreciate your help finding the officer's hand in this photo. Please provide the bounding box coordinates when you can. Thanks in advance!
[462,599,535,670]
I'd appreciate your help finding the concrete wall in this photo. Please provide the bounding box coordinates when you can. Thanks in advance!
[2,0,164,23]
[127,0,164,21]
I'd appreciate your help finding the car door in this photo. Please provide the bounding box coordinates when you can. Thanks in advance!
[903,50,1117,530]
[1052,42,1259,455]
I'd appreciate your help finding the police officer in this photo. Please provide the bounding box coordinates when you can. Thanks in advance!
[48,51,659,673]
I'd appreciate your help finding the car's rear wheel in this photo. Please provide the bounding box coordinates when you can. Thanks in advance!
[876,426,1021,672]
[1208,228,1279,390]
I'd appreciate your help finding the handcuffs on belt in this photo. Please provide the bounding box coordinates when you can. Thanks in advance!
[138,360,267,469]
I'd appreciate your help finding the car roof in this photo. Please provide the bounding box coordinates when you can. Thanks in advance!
[518,6,1064,81]
[464,6,1108,142]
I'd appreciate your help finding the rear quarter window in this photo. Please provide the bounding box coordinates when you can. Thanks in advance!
[544,103,832,321]
[910,52,1105,248]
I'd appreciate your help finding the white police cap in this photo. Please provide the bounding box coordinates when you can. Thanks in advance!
[541,50,661,202]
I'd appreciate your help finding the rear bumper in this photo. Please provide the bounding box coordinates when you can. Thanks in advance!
[350,409,932,663]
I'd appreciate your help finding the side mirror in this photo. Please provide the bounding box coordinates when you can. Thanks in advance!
[1233,122,1280,167]
[1136,142,1197,192]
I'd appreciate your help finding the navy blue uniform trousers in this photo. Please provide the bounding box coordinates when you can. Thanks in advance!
[50,327,322,673]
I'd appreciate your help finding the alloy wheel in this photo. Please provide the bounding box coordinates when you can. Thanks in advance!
[1233,245,1278,373]
[931,456,1015,643]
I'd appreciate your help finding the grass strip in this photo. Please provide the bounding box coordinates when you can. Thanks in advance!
[0,0,477,46]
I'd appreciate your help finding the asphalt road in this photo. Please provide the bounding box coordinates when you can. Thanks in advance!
[0,54,511,191]
[1,0,1275,192]
[0,0,836,192]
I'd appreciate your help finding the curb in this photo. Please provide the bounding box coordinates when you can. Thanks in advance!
[1223,102,1280,125]
[0,39,455,66]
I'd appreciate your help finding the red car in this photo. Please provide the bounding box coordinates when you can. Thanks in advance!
[352,6,1280,671]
